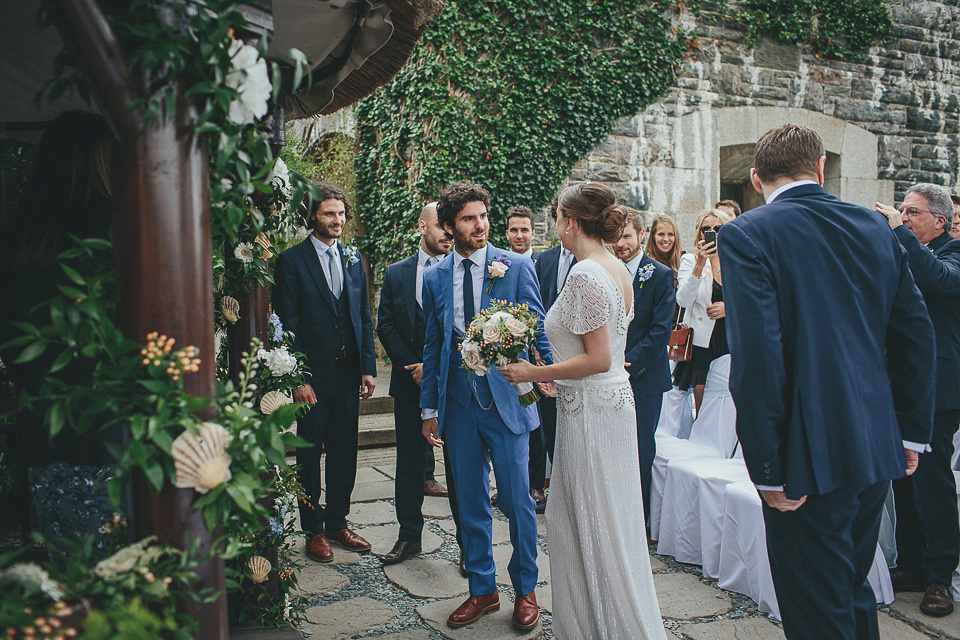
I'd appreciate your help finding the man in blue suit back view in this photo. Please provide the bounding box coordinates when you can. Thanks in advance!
[719,124,936,640]
[420,182,552,632]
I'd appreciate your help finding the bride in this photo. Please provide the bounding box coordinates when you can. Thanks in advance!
[502,183,667,639]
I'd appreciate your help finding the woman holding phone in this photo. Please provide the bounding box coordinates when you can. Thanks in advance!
[673,209,732,412]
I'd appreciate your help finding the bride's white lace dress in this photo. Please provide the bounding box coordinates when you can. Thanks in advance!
[544,259,667,640]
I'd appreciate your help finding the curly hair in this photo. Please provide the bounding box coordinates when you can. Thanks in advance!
[436,182,491,229]
[308,183,352,221]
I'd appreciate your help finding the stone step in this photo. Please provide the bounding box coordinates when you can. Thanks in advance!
[359,394,393,415]
[358,412,395,448]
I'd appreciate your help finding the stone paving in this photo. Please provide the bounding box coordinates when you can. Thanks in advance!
[293,447,959,640]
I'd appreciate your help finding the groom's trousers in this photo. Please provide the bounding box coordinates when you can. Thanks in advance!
[443,365,539,597]
[763,480,887,640]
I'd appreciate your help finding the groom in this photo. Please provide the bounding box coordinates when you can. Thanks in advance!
[420,182,552,631]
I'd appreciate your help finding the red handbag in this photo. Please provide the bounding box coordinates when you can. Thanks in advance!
[667,307,693,362]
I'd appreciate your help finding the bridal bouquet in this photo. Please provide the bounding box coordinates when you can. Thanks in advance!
[460,300,541,407]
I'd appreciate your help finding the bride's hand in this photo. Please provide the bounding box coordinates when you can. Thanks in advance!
[536,381,557,398]
[500,360,537,384]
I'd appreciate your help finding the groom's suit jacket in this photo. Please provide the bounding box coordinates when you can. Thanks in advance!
[719,183,934,498]
[625,253,675,396]
[273,238,377,385]
[420,245,552,435]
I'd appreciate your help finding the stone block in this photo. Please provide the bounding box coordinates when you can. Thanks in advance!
[355,466,391,484]
[833,100,890,124]
[374,632,433,640]
[417,597,542,640]
[906,107,942,133]
[756,106,804,139]
[877,180,896,207]
[297,564,350,596]
[841,123,879,178]
[349,501,398,526]
[587,162,634,182]
[879,136,911,169]
[754,40,802,71]
[675,617,786,639]
[291,545,362,568]
[839,178,884,208]
[877,611,936,640]
[355,523,444,555]
[808,112,847,156]
[492,543,550,586]
[384,557,468,598]
[352,480,396,502]
[650,554,667,572]
[887,591,960,638]
[422,495,454,519]
[653,572,733,620]
[301,597,397,639]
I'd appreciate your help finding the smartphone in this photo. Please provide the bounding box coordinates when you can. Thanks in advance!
[702,229,718,249]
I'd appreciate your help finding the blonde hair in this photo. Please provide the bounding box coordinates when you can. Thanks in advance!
[693,208,731,245]
[645,215,682,273]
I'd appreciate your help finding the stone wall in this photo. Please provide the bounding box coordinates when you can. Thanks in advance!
[563,0,960,249]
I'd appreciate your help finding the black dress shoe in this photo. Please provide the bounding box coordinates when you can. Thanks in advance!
[381,540,421,565]
[459,557,468,578]
[920,583,955,617]
[890,568,925,592]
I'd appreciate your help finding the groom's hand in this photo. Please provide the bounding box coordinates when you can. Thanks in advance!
[904,448,919,476]
[422,418,443,447]
[760,489,807,512]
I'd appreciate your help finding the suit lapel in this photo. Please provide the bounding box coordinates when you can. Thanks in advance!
[481,246,495,310]
[929,232,952,254]
[402,254,419,328]
[303,239,337,313]
[542,247,559,306]
[440,256,454,337]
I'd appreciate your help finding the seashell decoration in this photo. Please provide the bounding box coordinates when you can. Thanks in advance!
[220,296,240,324]
[248,555,271,584]
[171,422,233,494]
[260,390,292,415]
[254,233,273,260]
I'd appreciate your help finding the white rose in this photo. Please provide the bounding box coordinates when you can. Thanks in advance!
[258,346,298,377]
[461,341,487,375]
[482,322,502,344]
[488,261,508,278]
[225,39,272,125]
[504,315,528,338]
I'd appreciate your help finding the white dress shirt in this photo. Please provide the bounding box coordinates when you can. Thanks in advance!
[309,234,342,297]
[558,247,575,292]
[520,247,534,258]
[416,248,440,307]
[765,179,818,204]
[624,248,646,278]
[452,244,487,333]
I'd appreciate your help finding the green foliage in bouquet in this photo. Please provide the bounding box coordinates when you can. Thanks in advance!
[354,0,693,270]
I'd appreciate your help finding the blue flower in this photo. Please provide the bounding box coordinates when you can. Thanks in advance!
[636,264,656,288]
[267,517,284,538]
[341,245,360,266]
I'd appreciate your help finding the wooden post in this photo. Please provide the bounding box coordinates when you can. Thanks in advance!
[47,1,227,638]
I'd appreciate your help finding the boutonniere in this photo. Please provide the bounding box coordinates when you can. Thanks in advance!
[636,263,655,288]
[340,244,360,266]
[486,256,511,293]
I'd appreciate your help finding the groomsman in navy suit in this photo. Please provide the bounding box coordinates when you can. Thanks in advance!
[720,124,935,640]
[613,208,676,525]
[877,183,960,618]
[420,182,552,630]
[532,196,576,482]
[274,184,377,563]
[377,202,462,567]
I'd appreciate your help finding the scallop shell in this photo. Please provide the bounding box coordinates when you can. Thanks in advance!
[254,233,273,260]
[220,296,240,324]
[260,390,292,415]
[171,422,233,493]
[248,555,271,584]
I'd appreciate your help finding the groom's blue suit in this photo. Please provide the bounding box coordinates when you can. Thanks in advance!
[420,244,552,596]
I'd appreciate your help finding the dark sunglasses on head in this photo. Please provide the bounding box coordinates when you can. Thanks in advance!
[700,225,717,232]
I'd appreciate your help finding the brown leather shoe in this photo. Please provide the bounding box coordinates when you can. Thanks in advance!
[424,479,449,497]
[325,528,372,552]
[530,488,547,514]
[305,534,333,563]
[920,583,955,617]
[513,591,540,630]
[447,593,500,628]
[381,540,421,565]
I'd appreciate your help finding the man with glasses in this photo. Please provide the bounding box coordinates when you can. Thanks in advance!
[877,184,960,617]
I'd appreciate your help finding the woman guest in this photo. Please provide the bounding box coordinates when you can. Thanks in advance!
[673,209,731,412]
[645,215,683,284]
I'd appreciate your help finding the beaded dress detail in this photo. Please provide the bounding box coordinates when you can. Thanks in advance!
[544,260,667,639]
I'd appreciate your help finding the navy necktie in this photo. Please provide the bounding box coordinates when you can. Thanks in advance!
[463,258,475,329]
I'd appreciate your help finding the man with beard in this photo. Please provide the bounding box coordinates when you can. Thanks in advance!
[274,183,377,563]
[377,202,463,568]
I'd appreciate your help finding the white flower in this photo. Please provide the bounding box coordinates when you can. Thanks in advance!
[0,563,64,600]
[504,315,528,338]
[257,346,298,377]
[235,242,255,264]
[482,321,502,344]
[225,38,271,125]
[270,157,291,196]
[488,261,508,278]
[94,537,167,580]
[461,341,488,375]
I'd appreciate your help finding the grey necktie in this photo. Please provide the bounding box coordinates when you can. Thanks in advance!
[427,256,437,268]
[326,249,342,299]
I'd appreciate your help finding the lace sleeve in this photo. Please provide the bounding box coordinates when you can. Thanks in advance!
[556,270,610,335]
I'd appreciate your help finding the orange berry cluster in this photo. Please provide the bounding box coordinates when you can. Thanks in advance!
[140,332,201,381]
[5,605,78,639]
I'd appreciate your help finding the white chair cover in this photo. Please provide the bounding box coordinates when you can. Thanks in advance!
[656,387,694,438]
[718,481,894,620]
[690,354,739,458]
[954,470,960,601]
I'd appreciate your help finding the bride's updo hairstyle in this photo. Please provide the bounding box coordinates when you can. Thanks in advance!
[557,182,627,244]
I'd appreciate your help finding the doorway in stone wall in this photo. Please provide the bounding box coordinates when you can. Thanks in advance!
[719,142,840,214]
